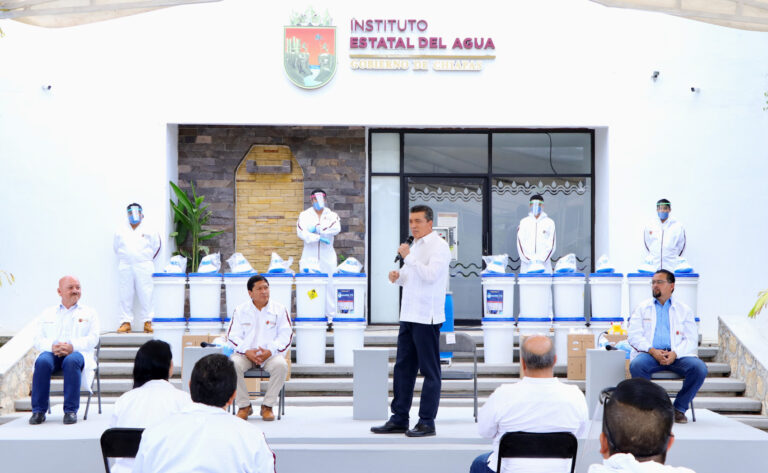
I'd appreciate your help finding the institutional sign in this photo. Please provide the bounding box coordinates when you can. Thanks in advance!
[284,8,337,89]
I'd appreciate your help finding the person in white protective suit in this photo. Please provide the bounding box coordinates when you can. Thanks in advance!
[296,189,341,322]
[516,194,556,274]
[643,199,686,272]
[114,203,161,333]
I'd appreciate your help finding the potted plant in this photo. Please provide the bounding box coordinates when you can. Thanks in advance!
[169,181,224,272]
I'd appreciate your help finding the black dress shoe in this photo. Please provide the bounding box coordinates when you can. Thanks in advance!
[405,423,436,437]
[371,421,408,434]
[63,412,77,425]
[29,412,46,425]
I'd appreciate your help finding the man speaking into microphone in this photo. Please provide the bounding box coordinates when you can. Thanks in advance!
[372,205,451,437]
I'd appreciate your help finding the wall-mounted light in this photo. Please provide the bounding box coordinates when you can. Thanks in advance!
[690,87,700,93]
[651,71,660,81]
[41,85,52,92]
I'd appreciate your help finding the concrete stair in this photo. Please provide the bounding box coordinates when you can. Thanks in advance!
[13,330,768,430]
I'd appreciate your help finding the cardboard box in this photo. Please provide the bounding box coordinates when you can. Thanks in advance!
[567,333,595,358]
[181,334,216,369]
[567,357,586,380]
[605,334,628,345]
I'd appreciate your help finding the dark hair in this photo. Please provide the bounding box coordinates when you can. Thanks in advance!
[655,269,675,284]
[310,189,326,198]
[189,354,237,408]
[410,205,433,222]
[132,340,172,389]
[520,335,556,370]
[247,274,269,292]
[126,203,143,211]
[602,378,674,463]
[656,198,671,207]
[530,194,544,203]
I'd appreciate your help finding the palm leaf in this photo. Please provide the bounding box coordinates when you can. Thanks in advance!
[748,289,768,318]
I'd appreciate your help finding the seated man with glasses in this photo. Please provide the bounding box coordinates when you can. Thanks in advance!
[627,269,707,424]
[590,378,695,472]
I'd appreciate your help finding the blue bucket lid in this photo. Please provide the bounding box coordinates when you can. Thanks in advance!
[294,317,328,322]
[553,273,586,278]
[333,317,366,322]
[332,273,366,278]
[188,273,223,278]
[517,317,553,322]
[628,273,652,278]
[482,317,516,322]
[152,317,187,323]
[481,273,516,278]
[553,317,587,322]
[518,273,552,278]
[590,317,624,322]
[187,318,224,323]
[261,273,294,278]
[152,273,187,277]
[674,273,700,278]
[294,273,328,278]
[222,272,258,277]
[590,273,624,278]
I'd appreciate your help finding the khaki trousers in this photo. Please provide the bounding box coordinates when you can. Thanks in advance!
[231,352,288,409]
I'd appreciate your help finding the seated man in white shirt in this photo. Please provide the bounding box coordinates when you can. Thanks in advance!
[471,335,588,473]
[109,340,191,473]
[29,275,100,425]
[227,274,293,421]
[133,354,275,473]
[589,378,696,473]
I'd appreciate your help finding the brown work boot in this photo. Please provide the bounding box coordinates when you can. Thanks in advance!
[260,405,275,421]
[236,405,253,420]
[143,321,154,333]
[117,323,131,333]
[674,410,688,424]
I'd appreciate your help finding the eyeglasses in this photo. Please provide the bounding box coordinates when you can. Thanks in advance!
[650,280,669,286]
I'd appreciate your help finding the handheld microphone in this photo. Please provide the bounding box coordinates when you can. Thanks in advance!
[394,236,415,263]
[604,344,617,351]
[200,342,217,348]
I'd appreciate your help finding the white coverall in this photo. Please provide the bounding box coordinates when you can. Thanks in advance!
[297,206,341,318]
[114,222,161,323]
[643,216,686,271]
[516,211,556,274]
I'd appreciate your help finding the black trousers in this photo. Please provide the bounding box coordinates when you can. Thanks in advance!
[390,321,442,427]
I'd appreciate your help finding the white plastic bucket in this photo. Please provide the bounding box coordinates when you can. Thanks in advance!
[589,273,624,323]
[332,317,366,365]
[673,273,699,316]
[332,274,367,318]
[294,274,328,317]
[553,320,587,365]
[263,273,294,315]
[188,273,222,320]
[152,273,187,319]
[151,319,187,363]
[627,273,652,316]
[481,318,516,364]
[552,273,585,319]
[223,273,257,320]
[294,317,328,365]
[481,274,516,318]
[518,273,552,318]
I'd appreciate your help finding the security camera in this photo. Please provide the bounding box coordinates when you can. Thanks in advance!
[41,85,52,91]
[651,71,659,81]
[690,87,699,93]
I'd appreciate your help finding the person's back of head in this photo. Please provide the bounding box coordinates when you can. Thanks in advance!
[133,340,173,389]
[602,378,675,464]
[189,354,236,408]
[520,335,556,377]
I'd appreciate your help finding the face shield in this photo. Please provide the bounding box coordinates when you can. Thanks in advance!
[656,205,670,221]
[530,200,542,217]
[127,206,142,225]
[312,192,326,211]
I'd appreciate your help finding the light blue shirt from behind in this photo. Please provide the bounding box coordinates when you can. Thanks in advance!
[652,298,672,349]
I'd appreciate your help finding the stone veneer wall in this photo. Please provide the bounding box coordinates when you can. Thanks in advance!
[0,349,36,414]
[717,318,768,415]
[177,126,367,270]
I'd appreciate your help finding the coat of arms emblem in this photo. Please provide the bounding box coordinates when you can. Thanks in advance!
[284,8,336,89]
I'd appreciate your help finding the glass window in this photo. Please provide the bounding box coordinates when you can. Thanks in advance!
[404,133,487,174]
[369,176,401,323]
[492,133,591,174]
[371,133,400,173]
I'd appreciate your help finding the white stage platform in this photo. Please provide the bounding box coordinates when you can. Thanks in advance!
[1,404,767,473]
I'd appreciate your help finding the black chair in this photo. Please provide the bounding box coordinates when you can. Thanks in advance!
[47,339,102,420]
[100,427,144,473]
[230,356,288,420]
[651,370,697,422]
[439,332,478,422]
[497,431,579,473]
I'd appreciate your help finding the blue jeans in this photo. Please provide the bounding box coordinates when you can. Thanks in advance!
[390,321,441,428]
[469,452,493,473]
[31,351,84,414]
[630,353,707,413]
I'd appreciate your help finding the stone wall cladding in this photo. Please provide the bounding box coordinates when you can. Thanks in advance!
[717,318,768,415]
[178,126,367,269]
[0,349,36,415]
